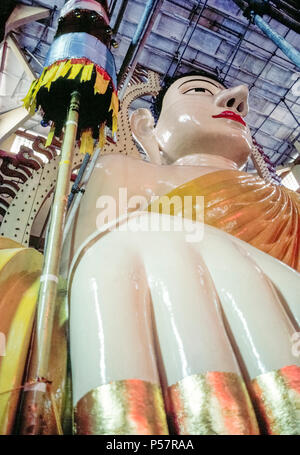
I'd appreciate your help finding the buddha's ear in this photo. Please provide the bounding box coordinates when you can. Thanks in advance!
[130,108,162,165]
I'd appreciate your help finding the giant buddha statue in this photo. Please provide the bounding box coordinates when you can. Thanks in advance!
[66,71,300,436]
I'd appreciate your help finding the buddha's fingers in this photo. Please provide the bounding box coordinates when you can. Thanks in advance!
[198,227,300,434]
[140,233,240,382]
[69,236,167,435]
[228,231,300,328]
[138,231,259,435]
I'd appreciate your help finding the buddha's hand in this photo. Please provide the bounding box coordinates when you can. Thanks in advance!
[70,212,300,435]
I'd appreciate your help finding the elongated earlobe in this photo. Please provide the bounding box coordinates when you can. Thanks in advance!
[130,108,162,165]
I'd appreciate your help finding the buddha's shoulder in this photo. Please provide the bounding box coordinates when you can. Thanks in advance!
[97,153,155,171]
[95,153,160,182]
[97,153,146,166]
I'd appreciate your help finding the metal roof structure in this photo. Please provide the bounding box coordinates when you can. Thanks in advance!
[0,0,299,170]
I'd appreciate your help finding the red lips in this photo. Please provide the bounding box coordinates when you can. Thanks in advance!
[212,110,246,127]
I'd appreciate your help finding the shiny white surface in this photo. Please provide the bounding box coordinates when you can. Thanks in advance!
[199,225,297,377]
[131,76,253,167]
[70,213,299,405]
[68,153,243,257]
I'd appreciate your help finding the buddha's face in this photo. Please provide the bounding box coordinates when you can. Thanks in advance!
[154,75,253,167]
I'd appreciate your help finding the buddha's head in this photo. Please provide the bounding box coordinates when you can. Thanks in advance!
[130,71,253,168]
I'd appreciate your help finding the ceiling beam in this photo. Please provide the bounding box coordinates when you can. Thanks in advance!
[5,3,50,37]
[6,33,36,79]
[0,106,31,145]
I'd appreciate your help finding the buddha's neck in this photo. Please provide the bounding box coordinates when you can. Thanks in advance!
[172,153,238,170]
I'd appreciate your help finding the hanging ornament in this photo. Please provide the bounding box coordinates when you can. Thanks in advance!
[23,0,118,153]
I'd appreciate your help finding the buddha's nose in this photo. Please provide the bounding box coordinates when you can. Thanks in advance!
[214,85,249,117]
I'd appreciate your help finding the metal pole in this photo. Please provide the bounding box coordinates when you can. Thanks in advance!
[109,0,119,18]
[171,0,208,77]
[118,0,164,98]
[253,14,300,69]
[20,91,80,435]
[67,151,90,209]
[117,0,161,88]
[163,2,200,81]
[112,0,130,35]
[221,19,251,83]
[63,145,102,244]
[281,98,300,127]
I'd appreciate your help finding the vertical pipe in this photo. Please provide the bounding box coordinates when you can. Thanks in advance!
[117,0,161,87]
[118,0,164,98]
[109,0,119,18]
[112,0,130,35]
[253,14,300,69]
[67,152,90,209]
[171,0,208,77]
[20,91,80,435]
[281,98,300,127]
[163,2,200,81]
[63,145,102,244]
[221,19,251,83]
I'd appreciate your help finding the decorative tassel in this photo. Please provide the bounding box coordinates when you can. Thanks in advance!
[67,63,84,80]
[98,122,106,149]
[53,60,68,82]
[108,91,118,136]
[81,64,94,83]
[23,59,118,143]
[109,91,118,118]
[59,60,72,78]
[41,65,59,90]
[29,99,37,116]
[80,129,94,155]
[31,67,46,100]
[94,72,109,95]
[112,115,118,136]
[45,124,55,148]
[23,59,116,114]
[23,80,37,110]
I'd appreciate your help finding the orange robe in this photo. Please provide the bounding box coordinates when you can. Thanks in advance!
[150,170,300,272]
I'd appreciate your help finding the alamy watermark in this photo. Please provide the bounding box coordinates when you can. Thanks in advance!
[95,188,204,242]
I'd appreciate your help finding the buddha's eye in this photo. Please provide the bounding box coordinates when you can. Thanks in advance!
[183,87,213,95]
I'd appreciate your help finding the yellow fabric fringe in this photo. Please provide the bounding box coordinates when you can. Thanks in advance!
[42,65,59,90]
[23,80,36,110]
[109,91,118,135]
[80,129,94,155]
[94,72,110,95]
[23,60,116,112]
[59,60,72,78]
[109,91,118,117]
[22,60,119,141]
[68,63,84,80]
[23,60,117,110]
[98,123,106,149]
[81,64,94,83]
[29,99,37,116]
[112,115,118,135]
[45,124,55,148]
[53,61,68,82]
